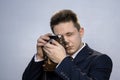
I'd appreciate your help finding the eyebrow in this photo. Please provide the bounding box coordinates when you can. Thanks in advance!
[65,31,74,35]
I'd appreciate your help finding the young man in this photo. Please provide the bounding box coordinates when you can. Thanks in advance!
[22,9,113,80]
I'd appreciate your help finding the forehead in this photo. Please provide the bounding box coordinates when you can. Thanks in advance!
[53,21,77,35]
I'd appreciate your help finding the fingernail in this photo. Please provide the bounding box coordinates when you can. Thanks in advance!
[48,39,53,44]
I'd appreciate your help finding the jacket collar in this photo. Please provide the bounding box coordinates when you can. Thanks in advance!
[73,44,93,64]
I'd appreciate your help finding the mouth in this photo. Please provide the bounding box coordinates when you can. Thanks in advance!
[66,46,72,50]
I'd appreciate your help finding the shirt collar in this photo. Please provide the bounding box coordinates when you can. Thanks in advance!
[71,43,86,59]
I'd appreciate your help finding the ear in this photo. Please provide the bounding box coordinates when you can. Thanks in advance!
[79,27,84,37]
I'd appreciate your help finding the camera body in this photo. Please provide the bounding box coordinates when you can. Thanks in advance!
[43,35,66,71]
[49,35,66,47]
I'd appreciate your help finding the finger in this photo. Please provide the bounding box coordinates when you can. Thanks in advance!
[45,33,53,36]
[37,36,49,43]
[37,33,52,43]
[37,42,45,47]
[43,47,54,58]
[43,47,51,56]
[50,39,60,46]
[37,38,46,44]
[44,42,55,49]
[42,33,53,40]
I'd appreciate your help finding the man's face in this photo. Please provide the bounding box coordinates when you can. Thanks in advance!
[53,21,84,55]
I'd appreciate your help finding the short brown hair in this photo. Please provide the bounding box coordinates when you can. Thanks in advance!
[50,9,81,33]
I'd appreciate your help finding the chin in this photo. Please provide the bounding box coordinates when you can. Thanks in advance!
[66,50,75,55]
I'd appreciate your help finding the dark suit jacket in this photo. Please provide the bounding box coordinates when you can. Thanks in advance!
[22,44,113,80]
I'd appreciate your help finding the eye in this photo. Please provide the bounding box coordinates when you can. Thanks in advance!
[66,32,73,37]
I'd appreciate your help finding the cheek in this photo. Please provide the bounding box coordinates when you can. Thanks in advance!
[70,35,81,45]
[72,37,81,52]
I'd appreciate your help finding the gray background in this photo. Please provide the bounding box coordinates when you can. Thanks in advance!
[0,0,120,80]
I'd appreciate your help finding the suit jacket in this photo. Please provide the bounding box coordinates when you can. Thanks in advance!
[22,44,113,80]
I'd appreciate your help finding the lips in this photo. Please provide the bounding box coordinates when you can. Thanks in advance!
[66,46,72,50]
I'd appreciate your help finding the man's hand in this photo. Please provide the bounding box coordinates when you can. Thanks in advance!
[43,39,67,63]
[36,33,52,60]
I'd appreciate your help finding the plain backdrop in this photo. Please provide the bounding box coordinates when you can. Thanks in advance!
[0,0,120,80]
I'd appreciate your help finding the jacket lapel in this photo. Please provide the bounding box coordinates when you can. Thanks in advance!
[73,44,93,64]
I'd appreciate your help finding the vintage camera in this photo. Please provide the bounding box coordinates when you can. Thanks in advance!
[49,35,66,46]
[43,35,66,71]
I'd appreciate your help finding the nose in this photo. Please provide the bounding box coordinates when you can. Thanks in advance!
[63,36,69,46]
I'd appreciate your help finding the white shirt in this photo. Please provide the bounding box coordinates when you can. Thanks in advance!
[71,42,86,59]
